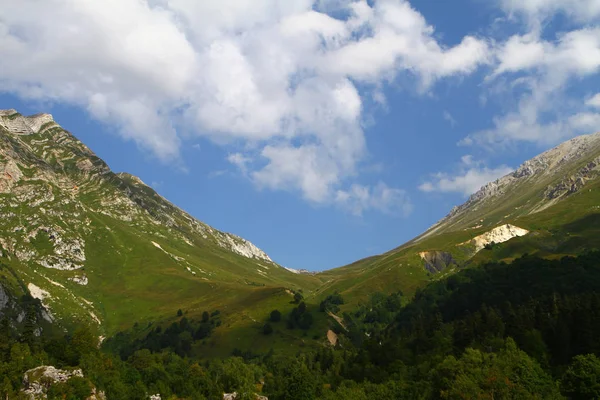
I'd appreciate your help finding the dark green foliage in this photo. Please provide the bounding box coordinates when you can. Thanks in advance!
[287,302,314,330]
[47,376,93,400]
[293,292,303,304]
[319,291,344,313]
[4,252,600,399]
[263,323,273,335]
[561,354,600,399]
[484,241,497,250]
[269,309,282,322]
[103,309,221,358]
[176,309,183,317]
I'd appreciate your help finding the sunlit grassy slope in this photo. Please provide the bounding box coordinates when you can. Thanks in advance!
[2,109,600,356]
[316,132,600,309]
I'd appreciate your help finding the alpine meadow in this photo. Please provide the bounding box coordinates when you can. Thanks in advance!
[2,0,600,399]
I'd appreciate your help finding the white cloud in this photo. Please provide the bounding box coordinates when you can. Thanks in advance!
[227,153,252,175]
[499,0,600,25]
[443,111,457,127]
[586,93,600,108]
[419,156,513,196]
[0,0,490,214]
[335,182,412,216]
[463,27,600,148]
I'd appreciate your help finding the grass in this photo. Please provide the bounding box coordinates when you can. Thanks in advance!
[2,118,600,357]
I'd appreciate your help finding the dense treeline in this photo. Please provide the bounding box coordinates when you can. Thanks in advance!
[104,310,221,359]
[2,252,600,399]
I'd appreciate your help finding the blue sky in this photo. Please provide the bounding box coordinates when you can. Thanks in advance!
[1,0,600,270]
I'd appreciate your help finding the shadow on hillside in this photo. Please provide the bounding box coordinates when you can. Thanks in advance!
[563,213,600,233]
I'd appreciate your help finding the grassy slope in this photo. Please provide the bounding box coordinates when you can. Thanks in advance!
[317,152,600,309]
[0,119,325,356]
[4,113,600,357]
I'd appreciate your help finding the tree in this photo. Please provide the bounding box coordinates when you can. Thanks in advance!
[71,325,98,357]
[294,292,303,304]
[270,310,282,323]
[433,338,562,399]
[298,313,313,330]
[561,354,600,399]
[202,311,210,323]
[298,302,307,314]
[263,323,273,335]
[280,360,318,400]
[177,309,183,317]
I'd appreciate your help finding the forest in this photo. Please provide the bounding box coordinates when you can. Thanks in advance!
[3,251,600,399]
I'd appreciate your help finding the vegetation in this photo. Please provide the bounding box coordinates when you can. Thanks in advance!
[4,252,600,398]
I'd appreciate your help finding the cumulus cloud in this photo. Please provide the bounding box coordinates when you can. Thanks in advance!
[443,111,457,127]
[463,27,600,148]
[499,0,600,25]
[419,156,513,196]
[586,93,600,108]
[335,182,412,216]
[0,0,491,214]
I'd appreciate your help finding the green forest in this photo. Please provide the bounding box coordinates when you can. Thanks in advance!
[4,251,600,399]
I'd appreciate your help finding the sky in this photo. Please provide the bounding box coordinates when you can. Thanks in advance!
[1,0,600,271]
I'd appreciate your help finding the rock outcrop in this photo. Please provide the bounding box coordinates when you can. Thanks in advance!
[21,365,105,400]
[419,251,458,273]
[418,131,600,241]
[461,224,529,253]
[0,108,290,329]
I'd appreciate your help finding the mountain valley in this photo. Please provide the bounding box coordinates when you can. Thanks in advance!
[1,109,600,399]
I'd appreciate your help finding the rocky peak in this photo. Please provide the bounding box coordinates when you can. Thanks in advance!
[419,131,600,240]
[0,109,56,135]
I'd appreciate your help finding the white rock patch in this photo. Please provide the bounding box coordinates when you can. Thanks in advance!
[70,275,88,285]
[462,224,529,253]
[45,277,65,288]
[27,283,54,321]
[28,283,50,301]
[89,311,101,324]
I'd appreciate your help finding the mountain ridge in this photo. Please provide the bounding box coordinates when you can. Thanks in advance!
[2,107,600,357]
[0,109,321,345]
[317,129,600,306]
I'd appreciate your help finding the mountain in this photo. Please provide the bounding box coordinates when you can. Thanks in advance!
[318,131,600,305]
[2,107,600,358]
[0,109,322,349]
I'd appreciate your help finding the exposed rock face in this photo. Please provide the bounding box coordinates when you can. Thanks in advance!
[0,159,24,193]
[327,329,338,346]
[418,131,600,240]
[462,224,529,253]
[419,251,458,273]
[27,283,54,322]
[544,156,600,200]
[0,284,10,314]
[0,111,55,136]
[0,108,289,328]
[70,275,89,285]
[284,267,317,275]
[21,365,105,400]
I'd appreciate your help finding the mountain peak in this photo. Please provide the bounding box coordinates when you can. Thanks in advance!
[0,109,56,135]
[418,131,600,241]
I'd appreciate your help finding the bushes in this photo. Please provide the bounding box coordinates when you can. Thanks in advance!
[269,310,282,322]
[320,292,344,313]
[263,323,273,335]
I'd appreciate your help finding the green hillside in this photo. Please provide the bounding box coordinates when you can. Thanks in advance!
[317,131,600,307]
[0,109,323,354]
[2,108,600,359]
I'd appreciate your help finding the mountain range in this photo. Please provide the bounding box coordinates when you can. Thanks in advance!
[1,108,599,355]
